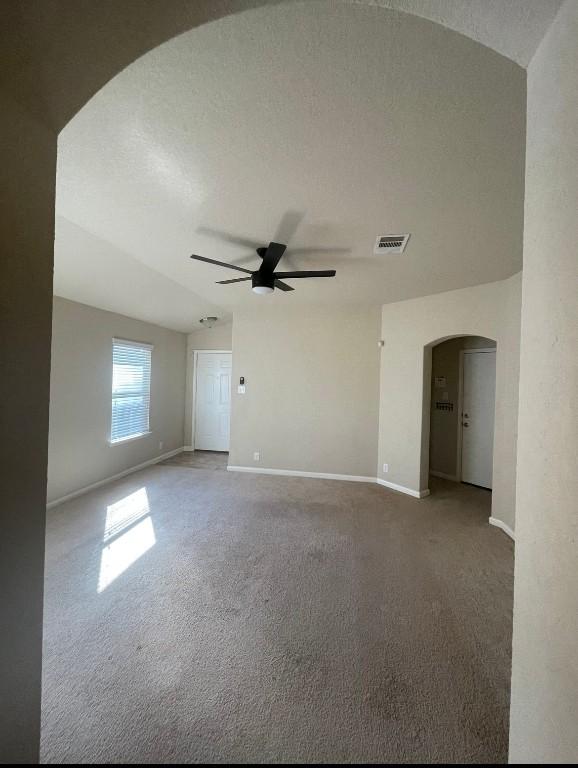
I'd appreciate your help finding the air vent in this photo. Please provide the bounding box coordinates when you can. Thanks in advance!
[374,234,410,255]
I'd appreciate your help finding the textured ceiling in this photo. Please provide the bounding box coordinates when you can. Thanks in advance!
[55,1,539,331]
[371,0,562,67]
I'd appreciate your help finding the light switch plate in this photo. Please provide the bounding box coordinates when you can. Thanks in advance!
[237,385,246,394]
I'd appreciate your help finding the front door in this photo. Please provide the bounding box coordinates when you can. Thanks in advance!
[461,349,496,489]
[194,352,231,451]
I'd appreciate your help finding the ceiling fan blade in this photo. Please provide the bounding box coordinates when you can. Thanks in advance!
[287,247,350,257]
[216,277,252,285]
[231,252,261,266]
[273,210,305,245]
[260,241,287,273]
[274,280,295,292]
[190,254,253,274]
[197,226,261,251]
[273,270,336,278]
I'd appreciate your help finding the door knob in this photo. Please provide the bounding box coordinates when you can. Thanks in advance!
[463,422,469,428]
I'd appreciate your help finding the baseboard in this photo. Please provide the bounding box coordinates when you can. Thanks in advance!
[183,445,194,452]
[376,478,430,498]
[47,447,184,509]
[48,454,429,508]
[489,516,515,541]
[228,466,428,499]
[430,470,459,482]
[227,465,376,483]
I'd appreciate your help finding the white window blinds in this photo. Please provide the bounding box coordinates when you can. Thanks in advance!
[111,339,153,443]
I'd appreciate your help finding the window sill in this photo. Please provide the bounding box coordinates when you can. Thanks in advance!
[109,431,152,446]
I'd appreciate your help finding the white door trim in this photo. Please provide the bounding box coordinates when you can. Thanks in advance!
[190,350,232,452]
[458,347,496,484]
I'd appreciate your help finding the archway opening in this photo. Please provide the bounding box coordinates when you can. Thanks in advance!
[1,1,533,763]
[423,335,497,490]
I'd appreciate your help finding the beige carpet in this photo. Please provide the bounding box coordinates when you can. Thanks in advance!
[160,450,229,471]
[42,467,513,764]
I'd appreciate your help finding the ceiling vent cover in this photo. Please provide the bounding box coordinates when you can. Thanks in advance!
[374,234,410,255]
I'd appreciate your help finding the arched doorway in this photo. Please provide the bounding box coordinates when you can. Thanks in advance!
[2,2,533,763]
[428,335,497,487]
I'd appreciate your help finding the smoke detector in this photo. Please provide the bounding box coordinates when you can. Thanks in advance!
[374,234,410,255]
[200,316,218,329]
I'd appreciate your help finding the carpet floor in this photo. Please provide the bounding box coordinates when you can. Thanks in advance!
[42,468,513,764]
[160,450,229,471]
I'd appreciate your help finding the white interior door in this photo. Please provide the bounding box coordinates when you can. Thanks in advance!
[461,350,496,489]
[194,352,231,451]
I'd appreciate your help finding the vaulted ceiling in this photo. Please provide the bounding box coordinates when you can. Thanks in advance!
[381,0,561,67]
[54,1,556,331]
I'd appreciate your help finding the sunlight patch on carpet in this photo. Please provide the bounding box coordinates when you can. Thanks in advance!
[98,488,155,592]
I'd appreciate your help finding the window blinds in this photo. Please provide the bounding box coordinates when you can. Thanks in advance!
[111,339,153,443]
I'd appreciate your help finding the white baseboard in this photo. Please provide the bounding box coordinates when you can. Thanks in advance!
[183,445,194,452]
[47,447,184,509]
[489,516,515,541]
[48,453,430,509]
[228,465,427,499]
[430,470,459,482]
[227,465,376,483]
[376,478,430,498]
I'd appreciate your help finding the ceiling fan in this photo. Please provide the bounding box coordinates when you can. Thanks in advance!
[189,241,336,295]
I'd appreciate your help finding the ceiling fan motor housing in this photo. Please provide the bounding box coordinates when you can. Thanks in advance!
[252,271,275,292]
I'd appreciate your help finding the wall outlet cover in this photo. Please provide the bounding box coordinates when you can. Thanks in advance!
[383,463,388,473]
[253,451,260,462]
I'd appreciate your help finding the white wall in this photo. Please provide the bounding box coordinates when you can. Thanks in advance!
[48,297,187,503]
[184,322,233,447]
[378,273,521,530]
[229,306,381,477]
[509,1,578,761]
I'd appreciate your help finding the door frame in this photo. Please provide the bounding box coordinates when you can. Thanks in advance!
[457,347,496,482]
[190,349,232,452]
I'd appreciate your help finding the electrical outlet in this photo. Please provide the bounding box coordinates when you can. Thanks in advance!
[383,463,388,473]
[159,441,164,451]
[253,451,260,462]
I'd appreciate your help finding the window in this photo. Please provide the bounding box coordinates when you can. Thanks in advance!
[111,339,152,443]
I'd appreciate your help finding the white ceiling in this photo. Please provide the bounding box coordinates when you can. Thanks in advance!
[55,1,551,332]
[372,0,562,68]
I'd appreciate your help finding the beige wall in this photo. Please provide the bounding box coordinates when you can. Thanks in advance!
[48,298,187,503]
[378,273,521,530]
[0,91,55,763]
[2,3,575,764]
[429,336,496,479]
[509,1,578,761]
[229,306,381,477]
[187,321,233,352]
[184,322,233,446]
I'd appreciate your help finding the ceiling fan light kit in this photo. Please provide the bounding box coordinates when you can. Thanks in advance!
[252,271,275,294]
[190,238,336,296]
